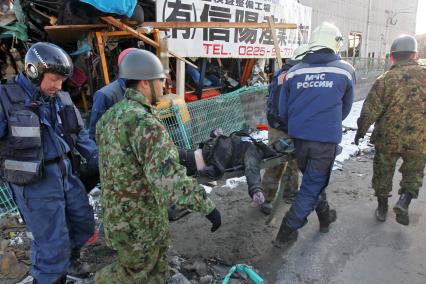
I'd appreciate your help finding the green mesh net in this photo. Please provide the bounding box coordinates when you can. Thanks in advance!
[0,182,17,217]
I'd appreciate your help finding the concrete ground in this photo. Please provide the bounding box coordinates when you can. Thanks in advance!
[255,157,426,284]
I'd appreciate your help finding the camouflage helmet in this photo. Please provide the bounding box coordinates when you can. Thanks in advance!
[119,49,166,80]
[390,34,418,54]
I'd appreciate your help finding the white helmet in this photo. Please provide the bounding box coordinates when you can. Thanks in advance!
[292,44,309,60]
[308,22,343,53]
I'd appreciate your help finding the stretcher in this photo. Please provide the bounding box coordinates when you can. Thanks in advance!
[168,149,294,221]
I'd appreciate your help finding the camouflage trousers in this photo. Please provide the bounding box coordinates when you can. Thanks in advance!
[262,128,299,202]
[373,148,426,198]
[95,239,169,284]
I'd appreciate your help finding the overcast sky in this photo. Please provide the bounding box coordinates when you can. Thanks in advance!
[417,0,426,34]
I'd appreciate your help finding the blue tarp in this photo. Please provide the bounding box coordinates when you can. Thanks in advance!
[80,0,137,17]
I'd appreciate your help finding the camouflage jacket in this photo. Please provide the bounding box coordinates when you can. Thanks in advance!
[96,88,216,250]
[357,60,426,153]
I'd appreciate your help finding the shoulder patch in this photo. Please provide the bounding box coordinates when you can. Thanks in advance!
[278,72,287,86]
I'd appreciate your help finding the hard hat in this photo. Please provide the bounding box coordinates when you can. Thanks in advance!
[25,42,73,84]
[118,49,166,81]
[292,44,309,60]
[308,22,343,53]
[117,47,138,66]
[286,44,309,66]
[390,34,417,54]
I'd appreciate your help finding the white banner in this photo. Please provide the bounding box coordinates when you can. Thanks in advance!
[156,0,312,58]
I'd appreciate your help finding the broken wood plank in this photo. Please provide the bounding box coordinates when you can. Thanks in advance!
[100,16,198,69]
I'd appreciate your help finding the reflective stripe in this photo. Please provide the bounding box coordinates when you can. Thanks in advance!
[4,159,39,173]
[286,66,353,81]
[11,126,40,138]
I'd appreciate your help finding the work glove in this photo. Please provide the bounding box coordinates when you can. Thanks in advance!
[252,191,265,205]
[206,208,221,232]
[354,133,364,146]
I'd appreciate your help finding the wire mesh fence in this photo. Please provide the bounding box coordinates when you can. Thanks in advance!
[0,182,17,217]
[159,86,263,150]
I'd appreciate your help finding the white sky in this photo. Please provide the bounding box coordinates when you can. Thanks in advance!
[417,0,426,34]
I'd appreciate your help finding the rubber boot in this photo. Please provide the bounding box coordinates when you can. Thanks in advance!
[316,206,337,233]
[273,219,298,248]
[260,201,273,215]
[375,197,388,222]
[393,192,412,226]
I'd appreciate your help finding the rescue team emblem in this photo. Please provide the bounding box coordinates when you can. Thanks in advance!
[297,74,333,89]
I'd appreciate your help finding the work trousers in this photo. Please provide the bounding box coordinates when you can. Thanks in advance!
[10,158,95,284]
[373,148,426,198]
[262,128,299,202]
[285,140,337,230]
[95,239,169,284]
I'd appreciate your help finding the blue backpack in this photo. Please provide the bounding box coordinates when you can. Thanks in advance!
[266,65,290,131]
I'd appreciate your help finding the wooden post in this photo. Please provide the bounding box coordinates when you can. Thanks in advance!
[95,32,110,85]
[268,16,283,69]
[176,58,185,97]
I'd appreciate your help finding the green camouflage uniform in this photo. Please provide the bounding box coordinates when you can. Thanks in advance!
[95,88,216,284]
[262,128,299,202]
[357,60,426,198]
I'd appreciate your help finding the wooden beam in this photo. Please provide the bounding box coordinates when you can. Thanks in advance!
[45,22,297,31]
[142,21,297,29]
[100,16,198,69]
[268,16,283,69]
[95,32,110,85]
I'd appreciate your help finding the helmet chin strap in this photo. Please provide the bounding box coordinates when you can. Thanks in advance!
[148,80,157,105]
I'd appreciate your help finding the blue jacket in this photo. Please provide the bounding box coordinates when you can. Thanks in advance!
[0,73,97,163]
[89,79,126,140]
[267,64,292,130]
[279,52,356,143]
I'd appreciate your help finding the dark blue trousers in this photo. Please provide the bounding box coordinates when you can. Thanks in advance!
[10,158,95,284]
[285,140,337,230]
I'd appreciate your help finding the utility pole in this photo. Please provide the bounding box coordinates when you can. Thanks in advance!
[364,0,372,58]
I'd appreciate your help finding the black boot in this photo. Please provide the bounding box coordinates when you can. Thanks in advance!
[273,219,298,248]
[68,247,90,276]
[375,197,388,222]
[393,192,412,226]
[316,206,337,233]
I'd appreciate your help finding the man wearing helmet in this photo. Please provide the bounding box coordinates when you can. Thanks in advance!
[0,42,97,283]
[355,35,426,226]
[88,47,137,140]
[260,44,309,215]
[274,22,356,246]
[95,49,221,283]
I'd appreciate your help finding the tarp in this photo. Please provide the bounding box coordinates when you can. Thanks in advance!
[156,0,312,58]
[0,0,27,41]
[80,0,137,17]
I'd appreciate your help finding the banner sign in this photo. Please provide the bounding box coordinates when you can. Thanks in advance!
[156,0,312,58]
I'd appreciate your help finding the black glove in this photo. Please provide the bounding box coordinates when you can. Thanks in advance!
[206,208,221,232]
[354,133,364,146]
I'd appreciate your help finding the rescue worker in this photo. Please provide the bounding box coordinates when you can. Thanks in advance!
[355,35,426,226]
[0,42,97,283]
[95,49,221,283]
[261,44,308,215]
[275,22,356,245]
[88,47,137,140]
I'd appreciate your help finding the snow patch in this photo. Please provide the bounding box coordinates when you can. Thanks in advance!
[250,130,268,143]
[202,184,213,194]
[224,176,247,189]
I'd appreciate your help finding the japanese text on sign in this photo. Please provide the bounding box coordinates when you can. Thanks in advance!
[156,0,312,58]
